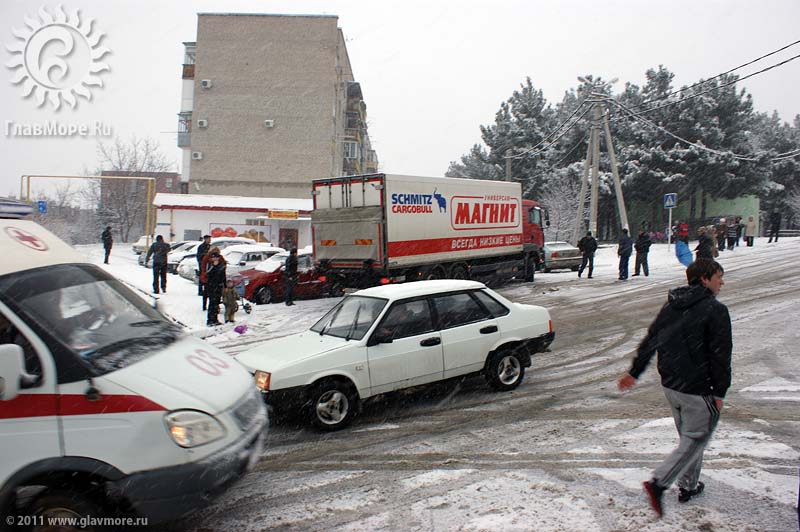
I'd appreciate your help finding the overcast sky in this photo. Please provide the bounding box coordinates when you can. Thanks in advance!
[2,0,799,199]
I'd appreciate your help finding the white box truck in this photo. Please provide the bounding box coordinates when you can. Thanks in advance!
[312,174,548,289]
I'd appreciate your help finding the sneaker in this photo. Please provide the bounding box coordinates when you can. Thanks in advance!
[587,275,593,278]
[578,271,582,278]
[678,482,704,503]
[643,479,665,517]
[206,320,222,327]
[632,273,640,276]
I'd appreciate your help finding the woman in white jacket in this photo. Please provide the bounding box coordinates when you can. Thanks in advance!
[743,215,757,247]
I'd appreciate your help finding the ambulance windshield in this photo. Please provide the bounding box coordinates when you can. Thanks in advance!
[0,264,182,375]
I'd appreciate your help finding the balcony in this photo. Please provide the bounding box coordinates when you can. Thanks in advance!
[182,64,195,79]
[177,132,191,148]
[344,128,360,141]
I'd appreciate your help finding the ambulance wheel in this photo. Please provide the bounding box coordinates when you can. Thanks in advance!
[254,286,273,305]
[28,488,102,532]
[308,379,357,431]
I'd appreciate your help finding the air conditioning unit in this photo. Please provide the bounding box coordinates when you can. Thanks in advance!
[191,151,203,160]
[264,119,274,128]
[200,79,213,89]
[197,119,208,128]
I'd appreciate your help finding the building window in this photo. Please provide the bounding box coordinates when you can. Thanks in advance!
[165,178,173,189]
[344,141,359,160]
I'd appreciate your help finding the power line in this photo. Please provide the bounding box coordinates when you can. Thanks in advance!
[614,52,800,121]
[627,38,800,111]
[505,100,592,159]
[509,103,596,160]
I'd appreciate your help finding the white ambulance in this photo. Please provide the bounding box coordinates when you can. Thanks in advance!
[0,200,267,528]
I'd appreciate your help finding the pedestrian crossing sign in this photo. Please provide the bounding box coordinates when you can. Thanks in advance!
[663,193,677,209]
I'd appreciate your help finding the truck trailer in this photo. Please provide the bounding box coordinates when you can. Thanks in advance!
[312,174,547,289]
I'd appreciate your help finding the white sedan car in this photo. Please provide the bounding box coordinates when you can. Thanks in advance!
[235,280,554,431]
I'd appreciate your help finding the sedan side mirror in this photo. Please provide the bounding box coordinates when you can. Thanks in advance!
[0,344,26,401]
[366,328,394,347]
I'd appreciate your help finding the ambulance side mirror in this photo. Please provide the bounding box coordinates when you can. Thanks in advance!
[0,344,25,401]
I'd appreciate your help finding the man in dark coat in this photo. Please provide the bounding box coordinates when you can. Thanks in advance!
[617,228,633,281]
[577,231,597,279]
[101,226,113,264]
[284,248,298,306]
[196,234,212,300]
[767,211,781,243]
[694,227,714,260]
[633,229,652,277]
[145,235,172,294]
[618,259,731,518]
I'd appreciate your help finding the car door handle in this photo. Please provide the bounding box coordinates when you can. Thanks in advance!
[420,337,441,347]
[480,325,498,334]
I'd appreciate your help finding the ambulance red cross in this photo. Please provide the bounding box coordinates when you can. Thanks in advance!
[0,200,267,527]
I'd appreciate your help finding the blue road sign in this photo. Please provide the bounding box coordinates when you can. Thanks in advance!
[663,193,677,209]
[36,200,47,214]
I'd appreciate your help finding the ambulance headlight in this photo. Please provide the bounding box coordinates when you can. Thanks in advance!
[165,410,226,448]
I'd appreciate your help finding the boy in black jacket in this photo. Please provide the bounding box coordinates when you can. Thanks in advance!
[617,259,732,517]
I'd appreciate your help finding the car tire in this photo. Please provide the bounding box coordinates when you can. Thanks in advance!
[449,264,469,280]
[543,266,551,273]
[485,349,525,391]
[308,379,357,431]
[28,488,102,532]
[254,286,273,305]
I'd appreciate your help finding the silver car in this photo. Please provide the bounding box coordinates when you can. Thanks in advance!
[541,241,582,272]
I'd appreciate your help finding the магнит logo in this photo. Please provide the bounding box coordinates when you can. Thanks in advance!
[5,5,110,110]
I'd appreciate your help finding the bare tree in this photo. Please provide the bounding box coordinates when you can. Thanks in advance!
[84,136,173,242]
[29,182,98,245]
[539,164,584,243]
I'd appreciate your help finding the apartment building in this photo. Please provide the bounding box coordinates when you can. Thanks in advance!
[178,13,378,199]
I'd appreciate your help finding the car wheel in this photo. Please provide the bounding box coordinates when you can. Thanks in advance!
[449,265,468,280]
[308,379,357,431]
[485,349,525,391]
[28,488,102,532]
[254,286,273,305]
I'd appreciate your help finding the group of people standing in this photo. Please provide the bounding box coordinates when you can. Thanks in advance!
[195,235,238,326]
[576,227,652,281]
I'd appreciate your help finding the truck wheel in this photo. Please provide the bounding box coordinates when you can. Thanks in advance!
[327,280,345,298]
[485,350,525,391]
[254,286,273,305]
[525,257,536,282]
[450,265,469,280]
[28,488,102,532]
[308,379,357,431]
[425,267,445,280]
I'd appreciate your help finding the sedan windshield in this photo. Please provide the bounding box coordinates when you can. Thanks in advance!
[310,296,387,340]
[0,264,182,376]
[256,254,287,273]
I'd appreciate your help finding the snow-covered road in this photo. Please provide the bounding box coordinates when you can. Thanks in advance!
[93,237,799,532]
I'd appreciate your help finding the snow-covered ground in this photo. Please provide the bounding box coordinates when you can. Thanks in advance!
[90,237,800,532]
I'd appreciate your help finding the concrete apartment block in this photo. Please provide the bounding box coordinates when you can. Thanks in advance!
[182,13,376,199]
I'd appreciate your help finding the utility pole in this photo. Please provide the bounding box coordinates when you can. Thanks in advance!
[572,80,629,242]
[505,149,512,181]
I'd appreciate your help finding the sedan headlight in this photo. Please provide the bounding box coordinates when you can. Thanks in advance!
[164,410,226,448]
[255,370,271,391]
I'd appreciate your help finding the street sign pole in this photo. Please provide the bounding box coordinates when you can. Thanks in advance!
[663,193,677,253]
[667,208,673,253]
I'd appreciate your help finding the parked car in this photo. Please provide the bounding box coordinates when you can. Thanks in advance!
[167,236,256,274]
[139,240,192,267]
[233,248,328,304]
[235,280,555,431]
[131,235,152,255]
[178,243,285,282]
[541,241,582,272]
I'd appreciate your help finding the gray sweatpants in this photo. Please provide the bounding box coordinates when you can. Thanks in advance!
[653,387,720,491]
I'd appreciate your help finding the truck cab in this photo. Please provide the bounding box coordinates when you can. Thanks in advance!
[522,199,548,249]
[0,199,267,528]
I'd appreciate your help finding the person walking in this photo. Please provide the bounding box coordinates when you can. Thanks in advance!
[101,226,113,264]
[633,229,652,277]
[617,228,633,281]
[677,221,689,244]
[716,218,728,252]
[744,215,757,247]
[617,259,731,518]
[577,231,598,279]
[196,234,212,307]
[222,279,239,323]
[284,248,298,306]
[725,219,739,251]
[767,210,781,243]
[145,235,171,294]
[694,227,714,261]
[203,250,227,326]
